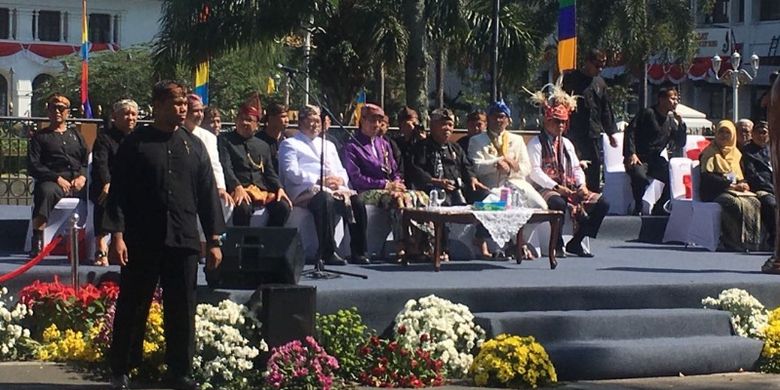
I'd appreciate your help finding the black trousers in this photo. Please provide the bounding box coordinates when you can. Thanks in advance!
[232,199,291,227]
[307,191,367,258]
[571,137,603,193]
[546,195,609,247]
[32,181,86,220]
[110,246,198,377]
[625,155,670,215]
[758,192,777,246]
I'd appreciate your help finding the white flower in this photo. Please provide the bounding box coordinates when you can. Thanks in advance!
[703,288,769,338]
[395,294,486,378]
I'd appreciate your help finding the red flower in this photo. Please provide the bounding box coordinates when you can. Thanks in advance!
[419,333,429,343]
[397,324,406,335]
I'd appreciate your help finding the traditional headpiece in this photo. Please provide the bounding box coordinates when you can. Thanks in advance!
[239,92,262,120]
[361,103,385,119]
[487,100,511,117]
[526,77,578,122]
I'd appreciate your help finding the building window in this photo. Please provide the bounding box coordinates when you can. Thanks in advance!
[37,11,61,41]
[0,74,7,116]
[711,0,730,23]
[735,0,744,23]
[89,13,110,44]
[0,8,9,40]
[760,0,780,21]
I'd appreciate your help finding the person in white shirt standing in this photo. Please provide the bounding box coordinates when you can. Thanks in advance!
[183,94,234,255]
[278,105,369,265]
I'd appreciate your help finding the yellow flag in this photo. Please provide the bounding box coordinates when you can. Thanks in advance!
[266,77,276,95]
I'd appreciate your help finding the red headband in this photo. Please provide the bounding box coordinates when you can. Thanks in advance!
[544,104,570,121]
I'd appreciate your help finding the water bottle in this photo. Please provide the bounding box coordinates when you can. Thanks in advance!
[500,187,511,207]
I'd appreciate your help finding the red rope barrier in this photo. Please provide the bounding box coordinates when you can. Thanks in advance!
[0,235,65,283]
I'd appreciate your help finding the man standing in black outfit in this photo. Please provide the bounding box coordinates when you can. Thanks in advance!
[104,81,225,390]
[219,101,292,227]
[623,87,687,215]
[562,48,618,192]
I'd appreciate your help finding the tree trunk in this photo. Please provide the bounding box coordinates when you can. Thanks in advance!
[435,47,445,109]
[402,0,427,114]
[373,62,386,108]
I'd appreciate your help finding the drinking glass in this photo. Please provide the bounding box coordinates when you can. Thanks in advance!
[435,189,446,208]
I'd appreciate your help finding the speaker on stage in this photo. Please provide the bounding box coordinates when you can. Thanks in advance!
[249,284,317,352]
[206,227,304,289]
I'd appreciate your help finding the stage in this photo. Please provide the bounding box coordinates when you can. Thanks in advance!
[1,216,778,380]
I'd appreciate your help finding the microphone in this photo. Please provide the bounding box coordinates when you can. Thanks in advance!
[277,64,300,74]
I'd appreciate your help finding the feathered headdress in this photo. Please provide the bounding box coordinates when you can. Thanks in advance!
[525,76,578,121]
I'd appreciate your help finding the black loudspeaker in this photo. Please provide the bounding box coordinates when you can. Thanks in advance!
[206,227,304,289]
[248,284,316,353]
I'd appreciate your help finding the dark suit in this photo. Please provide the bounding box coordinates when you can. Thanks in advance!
[103,125,225,378]
[742,141,775,244]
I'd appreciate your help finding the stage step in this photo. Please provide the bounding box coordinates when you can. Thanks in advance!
[474,309,763,380]
[475,308,734,341]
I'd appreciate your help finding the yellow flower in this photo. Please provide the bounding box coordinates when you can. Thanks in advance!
[470,335,557,388]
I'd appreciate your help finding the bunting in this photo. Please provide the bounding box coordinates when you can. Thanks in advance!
[80,0,92,118]
[557,0,577,72]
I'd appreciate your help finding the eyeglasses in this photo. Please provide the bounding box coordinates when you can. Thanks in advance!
[48,105,70,112]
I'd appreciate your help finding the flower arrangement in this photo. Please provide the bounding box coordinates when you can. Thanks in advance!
[18,276,119,337]
[759,307,780,373]
[36,323,101,362]
[358,335,445,388]
[264,336,340,390]
[394,295,485,378]
[193,300,264,389]
[316,307,373,381]
[470,334,557,389]
[0,286,35,360]
[702,288,768,338]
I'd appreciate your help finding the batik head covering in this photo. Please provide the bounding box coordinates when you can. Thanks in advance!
[487,100,511,117]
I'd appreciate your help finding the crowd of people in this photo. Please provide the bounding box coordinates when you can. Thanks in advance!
[22,51,779,389]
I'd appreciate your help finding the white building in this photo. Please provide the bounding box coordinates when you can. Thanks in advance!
[652,0,779,123]
[0,0,161,117]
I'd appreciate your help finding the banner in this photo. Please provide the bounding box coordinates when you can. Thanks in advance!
[557,0,576,72]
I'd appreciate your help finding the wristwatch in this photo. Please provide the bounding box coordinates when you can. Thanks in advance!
[207,237,223,248]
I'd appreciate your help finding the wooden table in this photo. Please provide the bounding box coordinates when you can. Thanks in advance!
[401,208,564,271]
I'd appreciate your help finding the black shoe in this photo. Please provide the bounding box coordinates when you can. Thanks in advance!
[565,242,594,258]
[349,255,370,265]
[323,253,347,266]
[164,375,200,390]
[109,374,130,390]
[30,234,43,258]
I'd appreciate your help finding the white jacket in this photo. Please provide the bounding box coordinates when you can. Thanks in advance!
[278,132,350,201]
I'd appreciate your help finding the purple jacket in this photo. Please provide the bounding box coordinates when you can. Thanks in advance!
[344,132,401,191]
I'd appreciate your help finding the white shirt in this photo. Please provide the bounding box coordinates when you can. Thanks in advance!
[527,134,586,190]
[278,132,350,201]
[191,126,226,190]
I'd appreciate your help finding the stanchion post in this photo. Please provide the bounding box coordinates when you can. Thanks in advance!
[69,213,80,293]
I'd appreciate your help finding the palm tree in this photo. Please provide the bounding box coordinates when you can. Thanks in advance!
[453,0,557,98]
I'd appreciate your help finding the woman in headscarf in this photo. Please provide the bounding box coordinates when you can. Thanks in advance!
[699,120,762,251]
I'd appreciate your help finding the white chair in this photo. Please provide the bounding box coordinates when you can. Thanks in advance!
[24,198,84,253]
[641,179,665,214]
[601,132,633,215]
[526,211,590,257]
[687,163,722,251]
[267,206,348,261]
[684,135,708,160]
[662,158,694,244]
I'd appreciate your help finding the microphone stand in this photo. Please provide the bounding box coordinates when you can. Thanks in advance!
[281,67,367,280]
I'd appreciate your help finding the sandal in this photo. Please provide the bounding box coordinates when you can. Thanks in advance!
[395,249,407,265]
[94,251,109,267]
[440,252,450,263]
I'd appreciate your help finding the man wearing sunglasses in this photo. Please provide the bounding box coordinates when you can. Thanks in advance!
[27,93,88,256]
[562,48,619,193]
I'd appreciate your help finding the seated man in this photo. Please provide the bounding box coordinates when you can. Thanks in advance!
[256,102,289,173]
[623,86,687,215]
[736,119,753,151]
[278,105,369,265]
[527,87,609,257]
[27,93,88,256]
[407,108,488,205]
[457,110,487,153]
[219,98,291,227]
[742,120,775,247]
[469,100,546,258]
